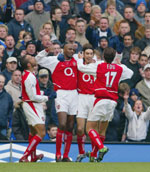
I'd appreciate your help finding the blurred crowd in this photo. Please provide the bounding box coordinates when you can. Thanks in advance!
[0,0,150,142]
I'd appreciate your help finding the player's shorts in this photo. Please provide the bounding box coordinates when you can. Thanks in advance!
[22,101,45,126]
[55,89,78,115]
[77,94,95,119]
[87,99,117,122]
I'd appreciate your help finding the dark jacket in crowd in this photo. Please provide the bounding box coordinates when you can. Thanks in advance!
[12,104,29,140]
[1,69,12,85]
[0,89,13,129]
[109,35,124,53]
[7,18,35,42]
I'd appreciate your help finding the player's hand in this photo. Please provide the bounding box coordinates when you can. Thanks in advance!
[57,53,65,62]
[78,51,84,59]
[48,91,57,100]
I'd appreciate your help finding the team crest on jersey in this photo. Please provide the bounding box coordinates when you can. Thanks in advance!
[57,104,60,110]
[73,62,76,66]
[42,117,45,122]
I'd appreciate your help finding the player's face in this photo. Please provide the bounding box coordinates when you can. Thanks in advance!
[28,55,37,69]
[133,100,143,115]
[64,44,75,59]
[84,49,94,64]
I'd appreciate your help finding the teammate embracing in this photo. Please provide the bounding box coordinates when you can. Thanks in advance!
[77,47,133,162]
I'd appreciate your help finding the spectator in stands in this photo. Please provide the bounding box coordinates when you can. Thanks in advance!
[20,40,37,58]
[113,6,142,39]
[0,24,8,48]
[16,31,32,50]
[75,19,89,47]
[0,45,4,72]
[123,91,150,142]
[51,7,63,41]
[52,41,62,56]
[135,24,150,51]
[59,0,72,43]
[0,74,13,140]
[96,36,108,58]
[134,0,147,26]
[1,35,20,71]
[38,69,57,128]
[12,103,29,140]
[99,0,125,16]
[71,0,85,16]
[102,0,123,33]
[38,22,57,42]
[65,28,82,53]
[79,1,92,24]
[20,0,50,15]
[24,0,50,39]
[7,8,35,43]
[136,63,150,109]
[4,70,21,107]
[109,20,130,53]
[122,32,134,63]
[86,17,112,48]
[135,11,150,39]
[2,57,18,85]
[138,53,148,69]
[36,34,52,52]
[45,124,58,141]
[123,47,142,89]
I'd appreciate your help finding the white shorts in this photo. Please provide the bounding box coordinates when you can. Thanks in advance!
[87,99,117,122]
[22,102,45,126]
[77,94,95,119]
[55,89,78,115]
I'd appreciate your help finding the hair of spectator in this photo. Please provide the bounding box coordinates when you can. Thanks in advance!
[15,8,25,14]
[145,24,150,30]
[0,24,8,33]
[123,32,134,40]
[124,5,134,13]
[91,5,101,15]
[50,6,61,19]
[107,0,116,8]
[83,1,92,10]
[0,74,6,81]
[103,47,116,63]
[139,54,148,60]
[118,83,130,95]
[130,47,141,55]
[23,32,32,39]
[47,124,58,130]
[66,27,76,33]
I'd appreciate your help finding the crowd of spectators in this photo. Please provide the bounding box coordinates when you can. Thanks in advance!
[0,0,150,143]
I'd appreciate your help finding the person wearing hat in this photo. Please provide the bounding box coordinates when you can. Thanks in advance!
[1,57,17,85]
[134,0,147,25]
[24,0,50,39]
[38,69,57,128]
[136,63,150,109]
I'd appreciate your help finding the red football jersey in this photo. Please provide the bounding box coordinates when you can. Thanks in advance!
[77,70,95,94]
[94,63,123,102]
[52,58,78,91]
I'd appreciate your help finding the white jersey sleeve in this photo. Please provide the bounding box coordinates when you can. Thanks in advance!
[119,64,133,82]
[35,50,59,73]
[77,59,102,77]
[25,73,48,103]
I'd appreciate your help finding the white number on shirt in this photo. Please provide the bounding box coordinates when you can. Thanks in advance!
[105,72,117,87]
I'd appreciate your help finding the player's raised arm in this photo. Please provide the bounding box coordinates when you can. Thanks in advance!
[35,47,58,73]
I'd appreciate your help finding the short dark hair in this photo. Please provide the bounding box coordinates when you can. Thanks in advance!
[123,32,134,40]
[20,55,29,70]
[103,47,116,63]
[82,43,94,52]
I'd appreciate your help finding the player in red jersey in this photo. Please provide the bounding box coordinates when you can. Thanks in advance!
[19,55,55,162]
[35,43,78,162]
[77,47,133,162]
[76,44,96,162]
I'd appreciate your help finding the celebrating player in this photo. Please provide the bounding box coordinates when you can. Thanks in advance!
[77,47,133,162]
[19,55,55,162]
[35,43,78,162]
